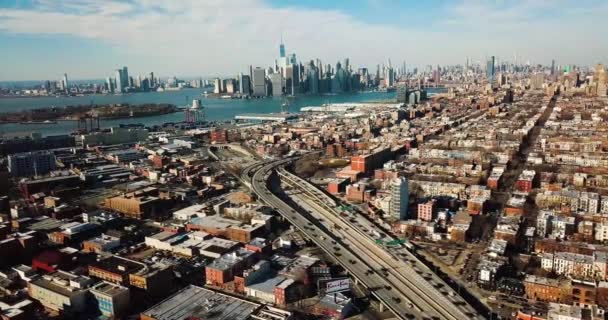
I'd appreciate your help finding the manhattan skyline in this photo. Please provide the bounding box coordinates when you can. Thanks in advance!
[1,0,607,81]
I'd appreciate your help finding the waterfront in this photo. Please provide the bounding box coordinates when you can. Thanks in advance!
[0,88,404,136]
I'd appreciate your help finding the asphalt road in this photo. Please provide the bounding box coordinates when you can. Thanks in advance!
[277,167,482,320]
[250,159,482,320]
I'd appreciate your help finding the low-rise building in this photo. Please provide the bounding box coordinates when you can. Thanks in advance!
[515,170,536,193]
[541,252,607,280]
[205,248,256,287]
[523,275,570,303]
[245,276,294,304]
[417,200,436,222]
[83,234,121,254]
[140,285,260,320]
[28,270,94,313]
[104,193,160,220]
[90,281,130,318]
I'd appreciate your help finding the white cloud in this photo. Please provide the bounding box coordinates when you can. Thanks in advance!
[0,0,606,80]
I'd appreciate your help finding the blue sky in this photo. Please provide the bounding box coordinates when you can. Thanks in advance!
[1,0,607,81]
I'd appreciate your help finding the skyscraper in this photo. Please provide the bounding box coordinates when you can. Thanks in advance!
[284,64,300,95]
[289,53,297,65]
[390,177,409,220]
[595,64,607,97]
[268,73,283,96]
[106,77,114,93]
[252,67,267,97]
[115,69,124,93]
[62,73,69,93]
[141,78,149,92]
[331,61,350,93]
[279,36,286,58]
[122,66,129,89]
[385,67,395,87]
[213,78,223,94]
[432,66,441,84]
[486,56,496,82]
[238,73,251,95]
[307,61,319,95]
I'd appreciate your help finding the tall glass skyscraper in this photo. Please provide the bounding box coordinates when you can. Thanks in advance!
[122,66,129,89]
[115,69,124,93]
[279,40,286,58]
[62,73,69,93]
[486,56,496,82]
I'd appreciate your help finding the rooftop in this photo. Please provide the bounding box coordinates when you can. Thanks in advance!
[30,270,92,297]
[207,248,255,271]
[90,255,145,275]
[141,285,260,320]
[90,281,129,297]
[246,276,289,294]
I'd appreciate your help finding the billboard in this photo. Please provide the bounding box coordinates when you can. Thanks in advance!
[323,278,350,294]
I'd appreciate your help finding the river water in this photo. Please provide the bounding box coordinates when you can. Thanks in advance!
[0,88,432,136]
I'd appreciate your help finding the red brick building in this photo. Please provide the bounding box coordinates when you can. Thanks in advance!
[350,146,392,173]
[210,129,228,144]
[350,155,369,172]
[205,249,255,287]
[523,275,570,303]
[515,170,536,193]
[151,155,168,169]
[345,184,373,203]
[327,178,349,195]
[571,281,596,306]
[336,168,361,183]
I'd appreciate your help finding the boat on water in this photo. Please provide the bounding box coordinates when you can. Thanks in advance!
[19,120,58,124]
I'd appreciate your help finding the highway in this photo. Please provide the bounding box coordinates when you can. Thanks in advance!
[251,160,429,319]
[276,167,481,319]
[249,159,482,320]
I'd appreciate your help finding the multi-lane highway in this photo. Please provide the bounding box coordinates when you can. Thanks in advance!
[276,166,481,319]
[248,159,483,320]
[250,160,430,319]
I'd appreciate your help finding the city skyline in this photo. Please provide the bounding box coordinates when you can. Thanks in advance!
[1,0,608,81]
